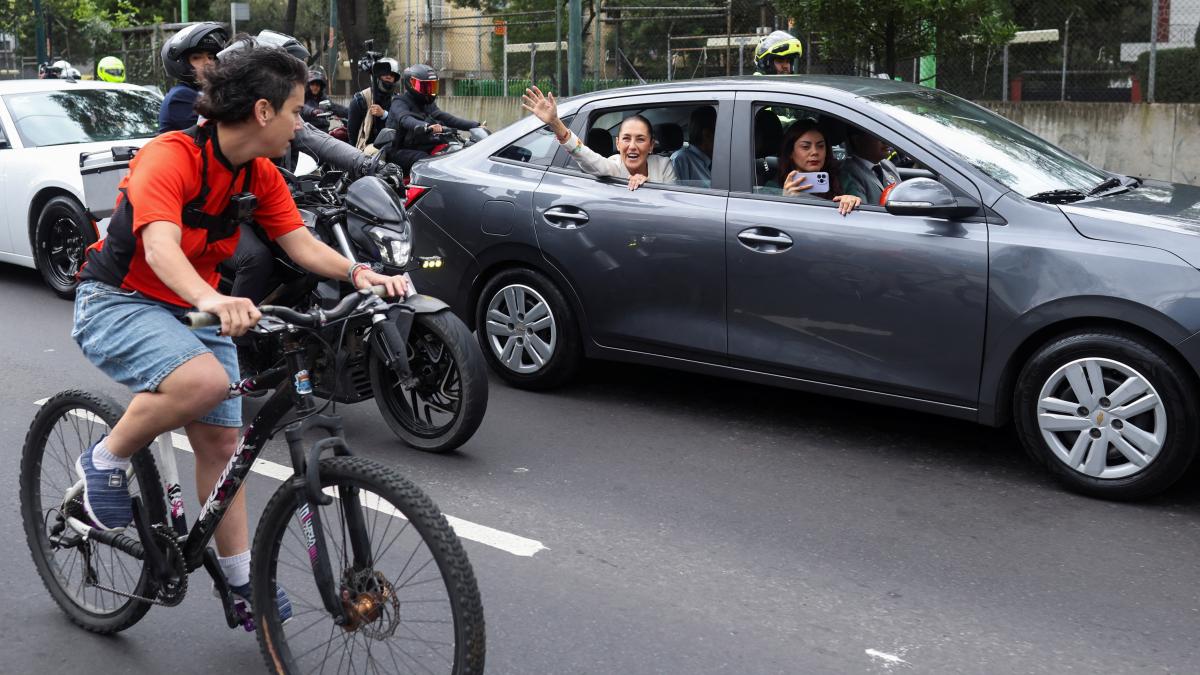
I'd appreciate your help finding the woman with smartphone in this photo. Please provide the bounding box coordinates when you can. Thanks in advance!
[773,119,862,216]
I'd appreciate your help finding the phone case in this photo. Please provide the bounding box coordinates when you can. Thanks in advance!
[792,171,829,194]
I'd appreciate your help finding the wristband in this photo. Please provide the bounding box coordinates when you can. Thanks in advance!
[348,262,371,285]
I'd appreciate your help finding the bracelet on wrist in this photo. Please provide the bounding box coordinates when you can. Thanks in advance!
[348,262,371,285]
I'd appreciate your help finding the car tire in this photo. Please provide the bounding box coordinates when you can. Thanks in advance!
[1013,330,1199,501]
[475,268,582,390]
[35,196,96,299]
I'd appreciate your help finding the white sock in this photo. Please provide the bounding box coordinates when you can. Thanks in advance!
[91,438,131,472]
[218,550,252,588]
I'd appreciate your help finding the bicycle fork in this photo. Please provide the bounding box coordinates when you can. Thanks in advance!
[281,345,375,628]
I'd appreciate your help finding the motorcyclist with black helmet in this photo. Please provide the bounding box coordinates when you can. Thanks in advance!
[215,30,404,304]
[159,22,228,133]
[347,57,402,152]
[384,63,481,173]
[301,66,348,133]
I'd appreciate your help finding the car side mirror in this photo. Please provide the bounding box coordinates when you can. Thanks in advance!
[373,128,396,150]
[885,178,979,219]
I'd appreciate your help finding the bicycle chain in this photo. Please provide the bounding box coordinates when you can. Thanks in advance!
[83,525,187,607]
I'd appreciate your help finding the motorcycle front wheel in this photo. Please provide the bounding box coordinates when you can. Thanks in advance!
[368,309,489,453]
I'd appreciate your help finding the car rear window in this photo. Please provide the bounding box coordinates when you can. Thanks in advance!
[3,88,161,148]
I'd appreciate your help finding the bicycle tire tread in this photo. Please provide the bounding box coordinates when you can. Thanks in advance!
[254,455,485,674]
[20,389,163,635]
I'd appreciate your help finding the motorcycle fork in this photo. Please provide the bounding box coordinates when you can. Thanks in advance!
[369,305,416,379]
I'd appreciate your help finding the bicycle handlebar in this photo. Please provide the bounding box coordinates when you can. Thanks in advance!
[181,285,390,330]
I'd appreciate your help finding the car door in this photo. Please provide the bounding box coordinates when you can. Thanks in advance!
[725,93,989,407]
[533,91,733,360]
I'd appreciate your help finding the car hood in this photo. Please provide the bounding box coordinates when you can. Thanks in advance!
[1060,179,1200,268]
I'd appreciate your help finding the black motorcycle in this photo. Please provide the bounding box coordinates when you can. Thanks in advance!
[230,131,488,453]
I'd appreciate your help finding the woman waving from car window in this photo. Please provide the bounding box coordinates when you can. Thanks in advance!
[521,85,677,191]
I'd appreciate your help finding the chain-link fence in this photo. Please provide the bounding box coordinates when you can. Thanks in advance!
[4,2,1199,103]
[416,0,1200,103]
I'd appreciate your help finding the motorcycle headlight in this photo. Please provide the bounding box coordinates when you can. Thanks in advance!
[365,224,411,267]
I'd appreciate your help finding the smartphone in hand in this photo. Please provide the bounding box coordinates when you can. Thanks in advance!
[787,170,830,194]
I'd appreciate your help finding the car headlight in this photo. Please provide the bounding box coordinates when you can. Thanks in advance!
[365,224,411,267]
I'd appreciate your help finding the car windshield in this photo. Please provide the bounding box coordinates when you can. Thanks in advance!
[868,90,1110,198]
[4,88,160,148]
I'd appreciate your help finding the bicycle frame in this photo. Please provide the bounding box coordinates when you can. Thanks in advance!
[65,325,373,625]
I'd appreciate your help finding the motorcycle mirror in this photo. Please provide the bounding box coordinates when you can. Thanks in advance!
[319,100,332,110]
[373,128,396,150]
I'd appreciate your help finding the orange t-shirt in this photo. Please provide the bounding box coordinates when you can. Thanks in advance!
[80,124,304,307]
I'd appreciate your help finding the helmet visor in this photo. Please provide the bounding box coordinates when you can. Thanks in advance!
[411,78,439,96]
[102,67,125,79]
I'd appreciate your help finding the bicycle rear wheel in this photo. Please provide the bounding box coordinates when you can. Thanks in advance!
[253,456,485,674]
[19,390,165,633]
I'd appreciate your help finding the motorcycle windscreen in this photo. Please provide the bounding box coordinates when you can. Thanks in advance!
[346,176,406,223]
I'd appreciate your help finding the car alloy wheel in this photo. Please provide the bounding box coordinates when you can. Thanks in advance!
[1035,357,1166,480]
[483,283,557,374]
[35,196,95,299]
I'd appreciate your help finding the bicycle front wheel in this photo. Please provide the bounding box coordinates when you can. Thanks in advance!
[253,456,485,674]
[19,390,165,634]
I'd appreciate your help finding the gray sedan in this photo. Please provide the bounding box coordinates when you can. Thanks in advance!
[407,76,1200,501]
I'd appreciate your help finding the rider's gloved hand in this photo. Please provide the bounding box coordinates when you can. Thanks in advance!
[372,162,404,181]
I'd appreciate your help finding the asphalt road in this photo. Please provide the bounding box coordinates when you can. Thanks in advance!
[1,264,1199,674]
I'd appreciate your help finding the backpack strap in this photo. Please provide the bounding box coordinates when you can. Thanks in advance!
[179,124,253,243]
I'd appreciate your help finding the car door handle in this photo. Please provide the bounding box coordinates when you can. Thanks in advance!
[737,228,793,252]
[544,207,589,229]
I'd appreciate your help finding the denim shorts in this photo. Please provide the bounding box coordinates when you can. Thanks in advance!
[72,280,241,428]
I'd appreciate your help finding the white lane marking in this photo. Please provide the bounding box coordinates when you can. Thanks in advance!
[865,648,909,668]
[40,399,548,557]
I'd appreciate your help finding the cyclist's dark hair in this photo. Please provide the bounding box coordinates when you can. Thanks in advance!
[195,46,306,123]
[618,114,654,139]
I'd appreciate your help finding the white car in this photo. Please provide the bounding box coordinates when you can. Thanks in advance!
[0,79,160,297]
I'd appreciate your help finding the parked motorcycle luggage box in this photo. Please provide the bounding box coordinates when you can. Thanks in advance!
[79,145,138,221]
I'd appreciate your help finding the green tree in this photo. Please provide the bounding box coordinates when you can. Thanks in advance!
[778,0,1015,80]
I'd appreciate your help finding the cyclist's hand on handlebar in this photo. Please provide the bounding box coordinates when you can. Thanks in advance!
[427,123,445,134]
[195,292,261,337]
[356,269,409,298]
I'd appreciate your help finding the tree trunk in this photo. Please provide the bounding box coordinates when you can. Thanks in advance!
[337,0,372,91]
[885,12,897,78]
[283,0,299,43]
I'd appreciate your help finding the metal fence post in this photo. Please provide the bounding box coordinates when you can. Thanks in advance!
[1148,0,1159,103]
[503,29,508,96]
[1060,12,1072,102]
[556,0,563,93]
[667,35,672,81]
[1002,44,1008,102]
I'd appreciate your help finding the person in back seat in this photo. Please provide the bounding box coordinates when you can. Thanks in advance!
[522,85,677,191]
[671,106,716,187]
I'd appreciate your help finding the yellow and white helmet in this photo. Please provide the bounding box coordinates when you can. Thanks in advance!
[754,30,803,74]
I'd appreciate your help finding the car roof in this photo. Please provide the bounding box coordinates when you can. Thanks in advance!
[562,75,925,106]
[0,79,148,95]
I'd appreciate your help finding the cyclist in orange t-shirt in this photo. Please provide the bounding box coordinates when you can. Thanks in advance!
[73,45,408,620]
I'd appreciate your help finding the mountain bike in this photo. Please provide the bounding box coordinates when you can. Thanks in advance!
[20,287,485,674]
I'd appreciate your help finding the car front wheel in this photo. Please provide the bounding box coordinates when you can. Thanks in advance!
[35,196,96,299]
[475,268,581,390]
[1013,330,1199,501]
